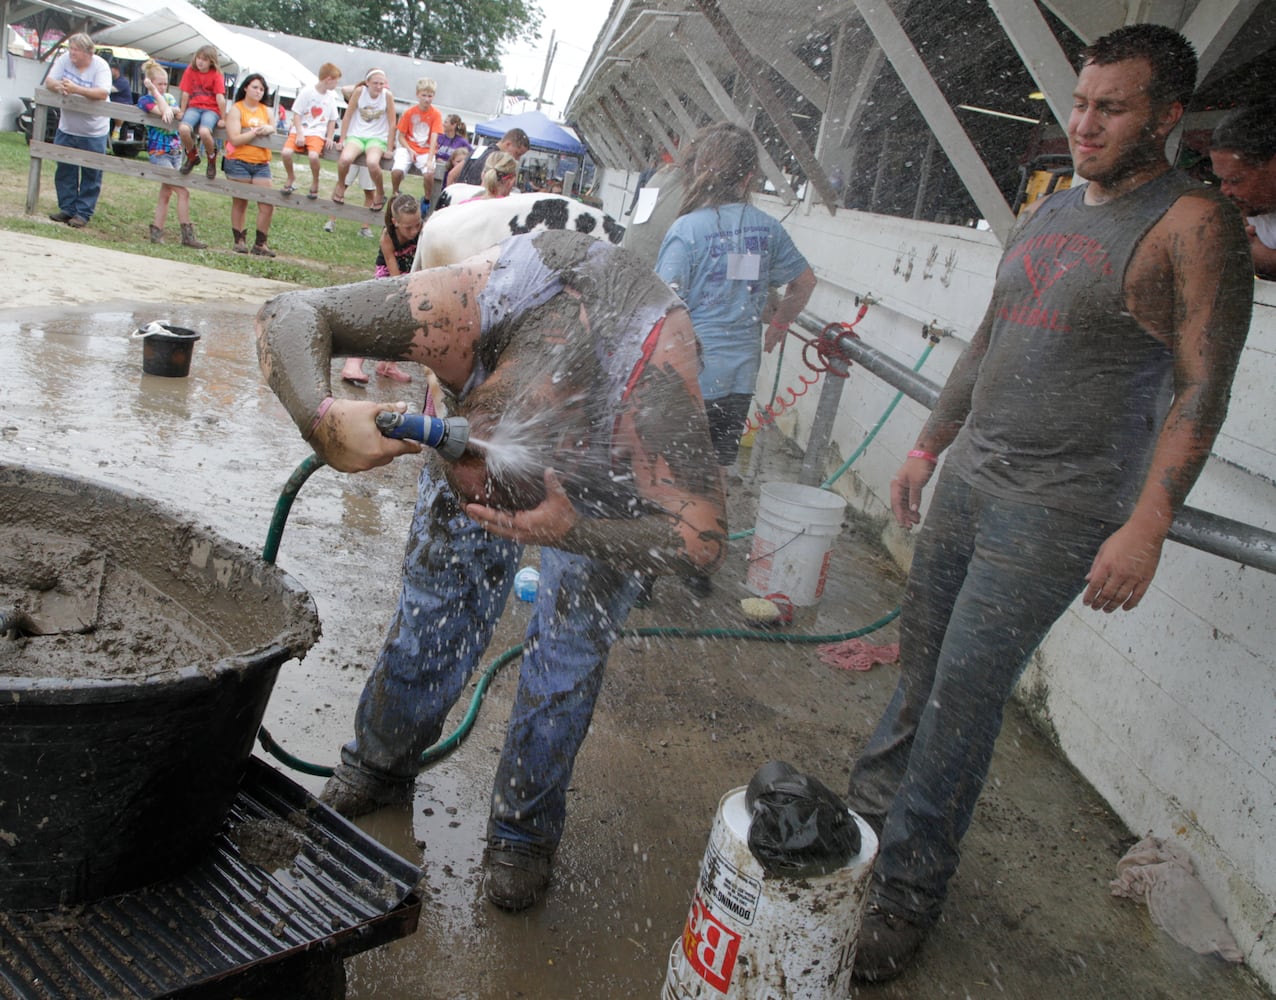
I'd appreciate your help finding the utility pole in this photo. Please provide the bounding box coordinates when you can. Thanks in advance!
[535,30,557,111]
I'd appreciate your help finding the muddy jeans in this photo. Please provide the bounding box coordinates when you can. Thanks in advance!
[342,463,640,854]
[846,468,1115,925]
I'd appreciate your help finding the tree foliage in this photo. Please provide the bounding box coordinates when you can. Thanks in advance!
[193,0,542,73]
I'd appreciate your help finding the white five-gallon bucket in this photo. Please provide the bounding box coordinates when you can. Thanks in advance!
[745,483,847,606]
[662,787,878,1000]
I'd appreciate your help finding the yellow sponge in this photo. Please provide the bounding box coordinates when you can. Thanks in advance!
[741,597,784,626]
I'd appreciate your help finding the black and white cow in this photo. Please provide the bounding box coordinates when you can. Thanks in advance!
[411,189,626,270]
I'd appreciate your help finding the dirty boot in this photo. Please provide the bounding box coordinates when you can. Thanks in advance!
[232,228,248,254]
[483,845,552,912]
[148,224,164,244]
[319,763,413,818]
[180,223,207,249]
[251,229,276,257]
[852,905,929,982]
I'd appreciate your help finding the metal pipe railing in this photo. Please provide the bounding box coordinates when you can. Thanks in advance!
[792,313,1276,576]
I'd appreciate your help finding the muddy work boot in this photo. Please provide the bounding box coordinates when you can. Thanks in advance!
[319,763,413,819]
[148,224,164,244]
[180,223,207,249]
[851,905,929,983]
[484,844,552,912]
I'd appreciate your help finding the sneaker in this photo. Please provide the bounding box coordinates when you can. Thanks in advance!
[48,210,71,223]
[322,220,335,233]
[358,226,374,239]
[851,906,929,983]
[319,764,413,819]
[484,845,552,912]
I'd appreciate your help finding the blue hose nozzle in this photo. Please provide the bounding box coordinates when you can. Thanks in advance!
[376,411,470,461]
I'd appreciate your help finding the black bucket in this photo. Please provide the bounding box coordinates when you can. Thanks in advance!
[138,323,201,377]
[0,462,321,910]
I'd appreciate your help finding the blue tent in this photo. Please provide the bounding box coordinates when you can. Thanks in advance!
[473,109,584,155]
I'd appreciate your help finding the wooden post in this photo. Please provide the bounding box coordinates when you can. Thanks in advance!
[25,103,49,214]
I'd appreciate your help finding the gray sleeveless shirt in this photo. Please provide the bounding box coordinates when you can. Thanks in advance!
[946,170,1201,521]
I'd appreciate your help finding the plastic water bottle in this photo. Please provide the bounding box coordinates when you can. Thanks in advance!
[514,567,540,602]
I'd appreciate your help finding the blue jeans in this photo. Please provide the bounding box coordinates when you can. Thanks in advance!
[846,469,1115,924]
[341,463,641,854]
[53,130,108,220]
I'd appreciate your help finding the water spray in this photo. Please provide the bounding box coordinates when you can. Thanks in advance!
[375,411,471,461]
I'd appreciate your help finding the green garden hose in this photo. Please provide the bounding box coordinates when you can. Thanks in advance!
[257,336,930,778]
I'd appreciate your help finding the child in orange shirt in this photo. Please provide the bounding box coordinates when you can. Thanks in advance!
[391,78,442,206]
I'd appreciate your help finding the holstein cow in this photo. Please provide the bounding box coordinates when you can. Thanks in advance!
[411,189,626,270]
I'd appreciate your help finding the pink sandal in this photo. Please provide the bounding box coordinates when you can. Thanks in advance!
[376,362,412,383]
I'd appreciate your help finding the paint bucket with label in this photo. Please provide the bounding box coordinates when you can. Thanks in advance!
[662,786,878,999]
[745,483,846,606]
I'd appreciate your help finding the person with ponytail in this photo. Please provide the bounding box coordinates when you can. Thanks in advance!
[654,123,816,595]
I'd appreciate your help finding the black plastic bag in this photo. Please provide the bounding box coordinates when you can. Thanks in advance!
[746,760,862,878]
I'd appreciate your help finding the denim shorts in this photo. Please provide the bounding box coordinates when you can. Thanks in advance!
[149,150,181,170]
[181,108,220,132]
[224,158,272,181]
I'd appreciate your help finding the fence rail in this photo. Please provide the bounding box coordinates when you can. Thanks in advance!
[24,88,400,225]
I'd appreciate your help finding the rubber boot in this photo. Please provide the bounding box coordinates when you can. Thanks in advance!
[180,223,207,249]
[148,224,164,244]
[232,228,249,254]
[251,229,276,258]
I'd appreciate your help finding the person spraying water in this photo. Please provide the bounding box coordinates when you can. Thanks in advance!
[256,230,726,913]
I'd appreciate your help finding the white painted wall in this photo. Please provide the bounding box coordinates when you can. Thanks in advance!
[751,195,1276,984]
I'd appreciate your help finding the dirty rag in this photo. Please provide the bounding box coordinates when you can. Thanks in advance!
[1109,835,1243,963]
[817,638,899,672]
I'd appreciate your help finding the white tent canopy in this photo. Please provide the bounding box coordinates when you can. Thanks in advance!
[6,26,34,55]
[95,2,316,98]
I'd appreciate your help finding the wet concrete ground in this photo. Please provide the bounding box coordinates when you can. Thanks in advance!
[0,235,1270,999]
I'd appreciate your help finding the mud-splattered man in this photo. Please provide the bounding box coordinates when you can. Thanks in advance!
[257,230,726,910]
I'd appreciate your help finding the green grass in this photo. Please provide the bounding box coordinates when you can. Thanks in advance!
[0,131,372,287]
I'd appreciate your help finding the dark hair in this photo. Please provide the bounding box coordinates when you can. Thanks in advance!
[385,193,420,232]
[1080,23,1197,107]
[1211,104,1276,165]
[234,73,269,103]
[502,128,530,152]
[678,123,757,216]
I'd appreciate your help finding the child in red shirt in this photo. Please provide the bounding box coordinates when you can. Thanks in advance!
[177,44,227,181]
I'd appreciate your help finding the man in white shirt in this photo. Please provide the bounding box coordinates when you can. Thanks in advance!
[45,32,111,228]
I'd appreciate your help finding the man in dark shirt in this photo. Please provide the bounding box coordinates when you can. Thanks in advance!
[846,23,1253,983]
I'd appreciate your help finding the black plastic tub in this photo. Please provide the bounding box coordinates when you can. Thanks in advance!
[0,462,321,910]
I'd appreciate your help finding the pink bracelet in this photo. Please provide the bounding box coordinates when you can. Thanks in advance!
[305,396,334,441]
[908,448,939,464]
[768,321,790,332]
